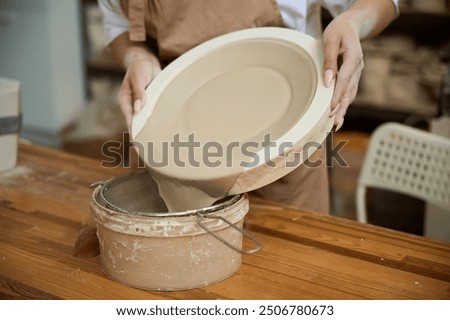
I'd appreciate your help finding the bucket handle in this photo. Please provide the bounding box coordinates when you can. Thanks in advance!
[197,214,263,254]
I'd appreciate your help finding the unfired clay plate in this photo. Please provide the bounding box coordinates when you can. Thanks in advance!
[132,27,334,194]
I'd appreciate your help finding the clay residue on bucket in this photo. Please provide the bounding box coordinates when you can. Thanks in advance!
[97,223,243,291]
[90,184,250,291]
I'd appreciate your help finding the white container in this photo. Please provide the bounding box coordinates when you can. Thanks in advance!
[90,171,260,291]
[0,78,21,172]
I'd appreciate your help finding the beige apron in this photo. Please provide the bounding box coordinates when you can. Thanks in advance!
[122,0,284,63]
[123,0,330,214]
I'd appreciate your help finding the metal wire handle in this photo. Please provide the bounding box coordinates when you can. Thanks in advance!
[196,213,263,254]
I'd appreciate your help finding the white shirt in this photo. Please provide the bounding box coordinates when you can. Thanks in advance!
[98,0,399,45]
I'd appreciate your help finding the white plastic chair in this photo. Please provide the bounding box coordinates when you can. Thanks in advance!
[356,122,450,224]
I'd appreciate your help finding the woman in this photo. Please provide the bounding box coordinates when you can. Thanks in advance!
[98,0,398,213]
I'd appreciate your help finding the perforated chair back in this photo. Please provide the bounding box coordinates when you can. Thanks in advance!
[356,123,450,223]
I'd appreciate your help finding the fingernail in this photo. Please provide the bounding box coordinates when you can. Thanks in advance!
[324,69,334,87]
[335,118,344,132]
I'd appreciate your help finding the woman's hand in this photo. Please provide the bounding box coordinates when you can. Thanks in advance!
[322,13,364,131]
[118,55,161,131]
[110,33,162,131]
[321,0,398,131]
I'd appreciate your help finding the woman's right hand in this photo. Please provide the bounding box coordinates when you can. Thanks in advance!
[109,33,162,131]
[118,54,161,131]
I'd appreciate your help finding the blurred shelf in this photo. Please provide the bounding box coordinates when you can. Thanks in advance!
[399,6,450,18]
[344,100,438,133]
[387,6,450,46]
[87,53,124,78]
[353,98,439,118]
[80,0,124,79]
[347,4,449,130]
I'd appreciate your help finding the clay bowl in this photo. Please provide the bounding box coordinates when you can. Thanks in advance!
[132,27,334,196]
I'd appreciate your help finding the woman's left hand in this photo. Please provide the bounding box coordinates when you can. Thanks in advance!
[322,13,364,131]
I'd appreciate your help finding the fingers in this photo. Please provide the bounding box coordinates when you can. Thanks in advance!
[332,36,363,103]
[322,34,340,88]
[323,28,364,131]
[117,60,157,131]
[118,76,146,131]
[118,81,134,131]
[331,59,363,131]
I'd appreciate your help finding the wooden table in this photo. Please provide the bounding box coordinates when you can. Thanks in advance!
[1,142,449,299]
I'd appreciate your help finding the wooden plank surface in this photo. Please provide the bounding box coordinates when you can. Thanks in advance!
[0,142,449,299]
